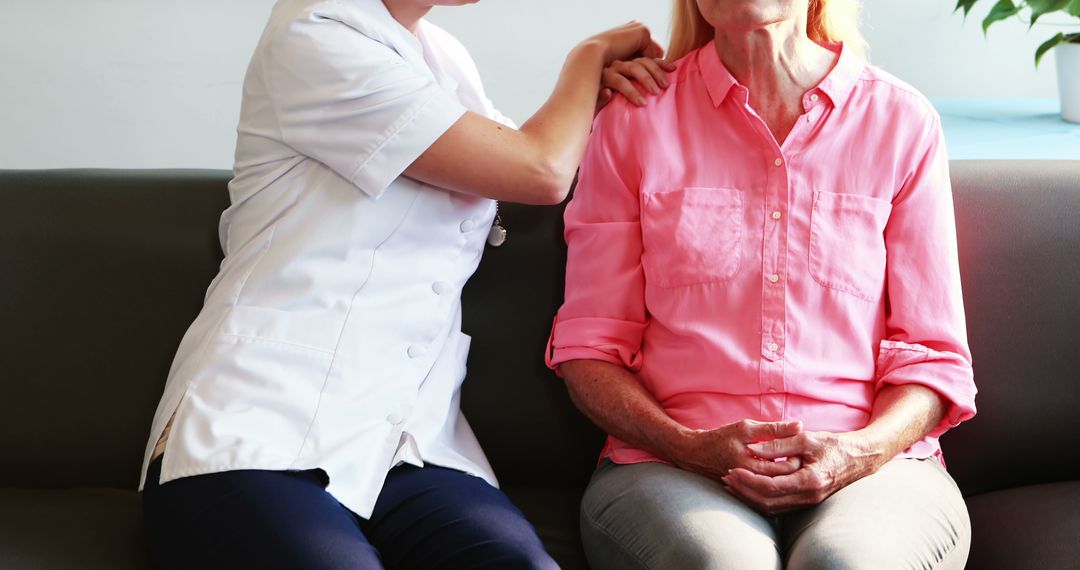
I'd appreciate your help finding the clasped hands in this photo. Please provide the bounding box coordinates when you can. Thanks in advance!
[670,419,884,516]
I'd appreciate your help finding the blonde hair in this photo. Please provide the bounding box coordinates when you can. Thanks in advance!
[668,0,867,62]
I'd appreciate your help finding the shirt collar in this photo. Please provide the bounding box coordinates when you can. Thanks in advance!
[697,41,739,108]
[696,40,864,109]
[814,42,864,108]
[348,0,430,75]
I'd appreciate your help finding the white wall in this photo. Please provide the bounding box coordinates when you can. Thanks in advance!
[0,0,1065,169]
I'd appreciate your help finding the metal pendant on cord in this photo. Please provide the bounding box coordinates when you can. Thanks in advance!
[487,202,507,247]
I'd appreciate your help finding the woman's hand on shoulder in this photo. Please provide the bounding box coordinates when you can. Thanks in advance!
[584,21,676,110]
[598,56,676,110]
[403,21,670,206]
[582,20,664,66]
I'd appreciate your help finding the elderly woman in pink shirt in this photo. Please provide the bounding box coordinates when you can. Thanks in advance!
[546,0,977,568]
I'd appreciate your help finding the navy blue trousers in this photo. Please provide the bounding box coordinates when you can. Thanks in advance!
[142,456,558,569]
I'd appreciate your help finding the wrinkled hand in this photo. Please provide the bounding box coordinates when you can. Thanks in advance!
[597,56,676,110]
[721,431,884,515]
[671,419,804,482]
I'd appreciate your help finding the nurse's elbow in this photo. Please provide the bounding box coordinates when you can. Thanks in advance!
[525,160,573,205]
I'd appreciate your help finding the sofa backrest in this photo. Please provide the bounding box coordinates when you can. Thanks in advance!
[0,168,601,491]
[943,161,1080,496]
[1,162,1077,496]
[0,169,230,489]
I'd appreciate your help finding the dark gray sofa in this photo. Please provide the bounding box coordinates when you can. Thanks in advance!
[1,161,1077,569]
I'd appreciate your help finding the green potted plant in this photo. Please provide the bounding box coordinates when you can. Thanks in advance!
[955,0,1080,122]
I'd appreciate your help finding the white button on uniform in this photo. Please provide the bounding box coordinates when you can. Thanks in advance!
[432,281,450,295]
[807,114,815,123]
[773,157,783,167]
[810,93,820,102]
[768,342,780,352]
[460,219,476,233]
[769,274,780,283]
[387,413,404,425]
[407,345,426,359]
[771,211,782,220]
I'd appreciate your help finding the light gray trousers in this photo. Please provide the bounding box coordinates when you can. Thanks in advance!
[580,458,971,570]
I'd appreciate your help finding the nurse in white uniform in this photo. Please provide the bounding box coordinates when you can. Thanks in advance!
[139,0,671,568]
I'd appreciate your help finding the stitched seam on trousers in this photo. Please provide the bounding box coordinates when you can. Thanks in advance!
[927,501,966,569]
[934,534,963,570]
[581,507,654,570]
[923,457,967,570]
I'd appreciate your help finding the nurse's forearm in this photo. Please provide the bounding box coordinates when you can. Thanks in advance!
[405,24,657,206]
[513,41,611,197]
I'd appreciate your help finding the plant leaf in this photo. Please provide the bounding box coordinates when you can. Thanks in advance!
[983,0,1022,35]
[1067,0,1080,16]
[955,0,981,17]
[1035,32,1066,66]
[1028,0,1072,27]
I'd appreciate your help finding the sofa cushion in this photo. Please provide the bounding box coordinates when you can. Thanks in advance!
[964,481,1080,570]
[0,487,151,569]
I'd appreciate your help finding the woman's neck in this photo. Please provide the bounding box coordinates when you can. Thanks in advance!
[712,17,837,146]
[382,0,431,33]
[713,18,835,103]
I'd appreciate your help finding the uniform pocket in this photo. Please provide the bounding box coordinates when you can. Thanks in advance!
[177,306,348,460]
[641,187,743,288]
[216,304,346,354]
[809,191,893,302]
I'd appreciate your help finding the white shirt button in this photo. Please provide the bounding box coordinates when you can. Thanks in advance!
[769,274,780,283]
[773,157,783,167]
[432,281,450,295]
[771,211,782,220]
[807,114,815,123]
[810,93,820,102]
[387,413,404,425]
[768,342,780,352]
[407,345,426,359]
[460,219,476,233]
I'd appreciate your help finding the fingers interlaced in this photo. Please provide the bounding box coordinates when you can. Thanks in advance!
[744,455,801,477]
[741,420,802,443]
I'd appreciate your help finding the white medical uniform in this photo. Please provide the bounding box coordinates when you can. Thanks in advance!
[139,0,514,519]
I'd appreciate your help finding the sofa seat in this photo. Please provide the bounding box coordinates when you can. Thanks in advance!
[0,487,151,569]
[965,481,1080,569]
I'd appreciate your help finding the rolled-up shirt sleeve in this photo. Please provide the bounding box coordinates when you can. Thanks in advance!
[876,113,977,437]
[546,101,647,372]
[268,15,466,199]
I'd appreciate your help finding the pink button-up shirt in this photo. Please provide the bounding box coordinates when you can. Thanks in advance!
[546,41,976,466]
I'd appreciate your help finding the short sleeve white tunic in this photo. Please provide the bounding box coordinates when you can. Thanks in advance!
[138,0,514,519]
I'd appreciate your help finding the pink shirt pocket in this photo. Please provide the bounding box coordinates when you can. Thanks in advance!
[808,190,892,302]
[641,187,744,288]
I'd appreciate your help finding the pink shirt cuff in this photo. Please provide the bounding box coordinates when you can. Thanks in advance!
[874,339,977,437]
[545,315,646,373]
